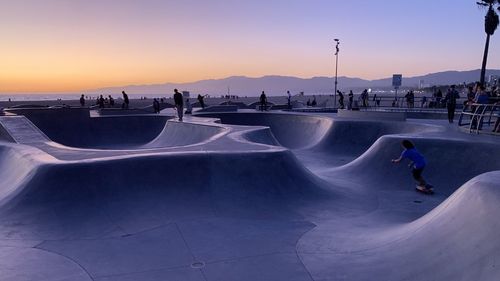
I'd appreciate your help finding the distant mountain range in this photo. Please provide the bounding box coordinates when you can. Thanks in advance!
[89,69,500,96]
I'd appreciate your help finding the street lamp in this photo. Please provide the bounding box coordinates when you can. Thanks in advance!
[334,39,340,108]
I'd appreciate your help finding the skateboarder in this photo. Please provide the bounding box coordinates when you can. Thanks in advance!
[391,139,433,194]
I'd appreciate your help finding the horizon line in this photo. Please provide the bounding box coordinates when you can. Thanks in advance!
[1,68,498,94]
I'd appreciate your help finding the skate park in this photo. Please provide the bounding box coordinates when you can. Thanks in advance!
[0,106,499,281]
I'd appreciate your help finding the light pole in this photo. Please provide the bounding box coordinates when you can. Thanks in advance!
[334,39,340,108]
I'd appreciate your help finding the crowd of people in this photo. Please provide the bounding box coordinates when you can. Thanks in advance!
[78,91,131,109]
[74,85,499,133]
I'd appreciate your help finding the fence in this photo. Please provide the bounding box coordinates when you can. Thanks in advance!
[458,102,500,135]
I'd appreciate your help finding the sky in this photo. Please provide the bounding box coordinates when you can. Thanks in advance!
[1,0,499,93]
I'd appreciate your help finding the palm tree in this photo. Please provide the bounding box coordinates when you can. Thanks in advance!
[477,0,500,85]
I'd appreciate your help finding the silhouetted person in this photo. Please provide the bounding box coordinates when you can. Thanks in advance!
[153,98,160,113]
[348,90,354,110]
[436,89,443,107]
[466,86,475,105]
[259,91,267,111]
[174,89,184,121]
[122,91,129,109]
[109,95,114,107]
[197,94,206,109]
[337,90,344,109]
[361,89,369,107]
[443,85,460,123]
[79,94,85,107]
[306,99,311,107]
[311,96,317,107]
[287,90,292,109]
[98,95,105,108]
[405,91,412,108]
[421,96,427,108]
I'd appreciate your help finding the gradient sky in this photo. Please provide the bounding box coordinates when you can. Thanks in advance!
[1,0,499,92]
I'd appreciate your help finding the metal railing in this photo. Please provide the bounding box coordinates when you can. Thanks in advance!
[458,103,500,135]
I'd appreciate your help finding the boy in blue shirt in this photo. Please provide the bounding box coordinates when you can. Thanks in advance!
[392,140,433,194]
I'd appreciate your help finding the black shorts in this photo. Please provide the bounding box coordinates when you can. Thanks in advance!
[412,168,424,180]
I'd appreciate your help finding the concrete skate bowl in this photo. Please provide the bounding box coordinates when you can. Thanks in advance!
[329,135,500,196]
[0,150,334,240]
[297,171,500,281]
[195,112,334,149]
[0,145,343,280]
[2,109,500,280]
[195,112,442,155]
[5,108,226,149]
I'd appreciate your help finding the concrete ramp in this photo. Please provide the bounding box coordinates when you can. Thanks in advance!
[309,119,442,156]
[0,116,50,144]
[298,171,500,281]
[331,136,500,195]
[0,151,333,237]
[196,112,333,149]
[143,121,227,148]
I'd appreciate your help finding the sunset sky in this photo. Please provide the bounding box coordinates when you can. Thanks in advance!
[1,0,499,93]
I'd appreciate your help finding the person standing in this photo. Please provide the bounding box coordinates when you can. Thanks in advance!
[108,95,115,107]
[348,90,354,110]
[405,91,412,108]
[287,90,292,109]
[361,89,369,107]
[79,94,85,107]
[421,96,427,108]
[443,85,460,123]
[153,98,160,114]
[122,91,129,109]
[174,89,184,121]
[409,91,415,108]
[98,95,105,108]
[259,91,267,111]
[197,94,206,109]
[436,89,443,107]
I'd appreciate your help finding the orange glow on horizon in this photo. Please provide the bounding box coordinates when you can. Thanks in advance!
[1,1,498,93]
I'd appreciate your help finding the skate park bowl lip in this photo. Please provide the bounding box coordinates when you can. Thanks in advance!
[194,111,444,150]
[3,107,229,150]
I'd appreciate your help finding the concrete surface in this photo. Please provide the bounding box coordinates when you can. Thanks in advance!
[337,109,407,121]
[0,108,499,281]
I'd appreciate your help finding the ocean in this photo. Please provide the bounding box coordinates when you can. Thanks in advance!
[0,93,172,101]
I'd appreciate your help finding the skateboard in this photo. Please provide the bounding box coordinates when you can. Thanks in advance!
[416,184,434,195]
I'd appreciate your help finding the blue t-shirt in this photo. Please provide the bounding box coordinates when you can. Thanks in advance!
[401,148,426,169]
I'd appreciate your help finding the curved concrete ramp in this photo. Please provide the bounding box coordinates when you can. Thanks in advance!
[196,112,333,149]
[331,136,500,195]
[143,121,227,148]
[1,109,227,150]
[0,110,499,280]
[298,171,500,281]
[0,151,332,238]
